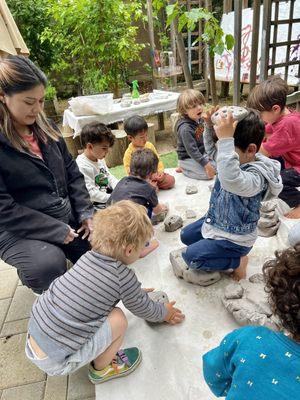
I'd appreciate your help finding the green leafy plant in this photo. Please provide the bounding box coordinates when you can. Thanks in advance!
[45,84,57,101]
[165,2,234,55]
[41,0,145,97]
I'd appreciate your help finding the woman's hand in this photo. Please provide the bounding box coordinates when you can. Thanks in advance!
[77,218,93,241]
[204,162,216,179]
[64,227,79,244]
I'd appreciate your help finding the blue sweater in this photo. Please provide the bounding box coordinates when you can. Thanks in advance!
[203,326,300,399]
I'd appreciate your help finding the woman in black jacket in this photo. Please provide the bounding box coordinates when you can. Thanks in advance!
[0,56,94,294]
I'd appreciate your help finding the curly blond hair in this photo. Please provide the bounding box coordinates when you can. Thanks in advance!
[91,200,153,258]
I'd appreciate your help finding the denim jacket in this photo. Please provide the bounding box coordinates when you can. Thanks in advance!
[203,126,283,236]
[205,168,267,234]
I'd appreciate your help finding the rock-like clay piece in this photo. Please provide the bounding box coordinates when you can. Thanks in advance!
[186,185,198,195]
[249,273,264,284]
[257,221,280,237]
[222,278,277,329]
[288,221,300,247]
[152,209,168,225]
[186,209,197,219]
[164,215,183,232]
[224,283,244,299]
[258,216,279,229]
[211,106,249,125]
[169,248,221,286]
[260,199,277,213]
[260,210,276,220]
[148,290,169,304]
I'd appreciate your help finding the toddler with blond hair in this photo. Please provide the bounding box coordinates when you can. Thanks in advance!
[25,201,184,384]
[176,89,215,180]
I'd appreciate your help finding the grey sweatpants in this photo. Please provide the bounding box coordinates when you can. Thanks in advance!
[179,158,210,180]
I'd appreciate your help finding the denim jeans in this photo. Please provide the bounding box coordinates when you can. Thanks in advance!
[180,218,252,271]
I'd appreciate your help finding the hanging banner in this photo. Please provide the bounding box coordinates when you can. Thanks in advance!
[214,1,300,85]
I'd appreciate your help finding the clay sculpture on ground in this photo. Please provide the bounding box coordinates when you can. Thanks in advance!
[169,248,221,286]
[164,215,183,232]
[185,209,197,219]
[222,274,279,329]
[148,290,169,304]
[185,185,198,195]
[257,199,280,237]
[152,207,169,225]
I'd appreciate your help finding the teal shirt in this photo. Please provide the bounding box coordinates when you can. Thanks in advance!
[203,326,300,399]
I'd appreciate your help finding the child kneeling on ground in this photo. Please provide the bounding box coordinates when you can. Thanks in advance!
[181,108,282,280]
[203,247,300,399]
[25,201,184,383]
[76,122,118,209]
[123,115,175,190]
[108,148,168,256]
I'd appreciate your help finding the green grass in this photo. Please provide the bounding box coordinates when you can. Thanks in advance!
[109,151,178,179]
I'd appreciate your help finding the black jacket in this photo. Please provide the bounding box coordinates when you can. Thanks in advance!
[176,117,209,166]
[0,131,93,245]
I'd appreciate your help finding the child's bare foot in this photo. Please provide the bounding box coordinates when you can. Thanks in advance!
[175,167,183,173]
[232,256,248,281]
[139,239,159,258]
[285,205,300,219]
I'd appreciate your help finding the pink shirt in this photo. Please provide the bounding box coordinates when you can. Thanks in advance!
[23,134,43,159]
[263,112,300,173]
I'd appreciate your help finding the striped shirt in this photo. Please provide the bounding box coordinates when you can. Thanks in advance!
[28,250,167,360]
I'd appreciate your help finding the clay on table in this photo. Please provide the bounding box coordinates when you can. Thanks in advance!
[222,274,278,329]
[164,215,183,232]
[185,185,198,195]
[169,248,221,286]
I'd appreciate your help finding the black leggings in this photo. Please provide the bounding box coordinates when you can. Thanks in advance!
[0,232,90,294]
[279,168,300,208]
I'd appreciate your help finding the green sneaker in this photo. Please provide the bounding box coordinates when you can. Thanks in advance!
[88,347,142,384]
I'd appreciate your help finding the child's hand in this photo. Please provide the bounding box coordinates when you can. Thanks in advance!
[164,301,185,325]
[214,112,237,139]
[203,105,219,127]
[204,162,216,179]
[142,288,155,293]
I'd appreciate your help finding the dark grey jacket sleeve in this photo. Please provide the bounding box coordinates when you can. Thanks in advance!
[178,125,209,166]
[57,138,93,223]
[0,171,69,244]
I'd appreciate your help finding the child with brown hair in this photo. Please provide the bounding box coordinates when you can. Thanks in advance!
[123,115,175,190]
[202,246,300,399]
[176,89,215,180]
[247,75,300,219]
[25,201,184,384]
[76,122,118,209]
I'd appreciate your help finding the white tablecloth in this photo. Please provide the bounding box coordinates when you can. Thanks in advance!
[63,90,180,137]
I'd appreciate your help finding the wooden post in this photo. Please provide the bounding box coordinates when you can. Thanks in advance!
[62,126,82,159]
[205,0,218,105]
[105,130,129,168]
[233,0,242,105]
[146,0,165,131]
[220,0,232,98]
[169,0,194,89]
[259,0,272,82]
[249,0,260,90]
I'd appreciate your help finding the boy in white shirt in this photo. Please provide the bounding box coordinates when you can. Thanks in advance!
[76,122,118,209]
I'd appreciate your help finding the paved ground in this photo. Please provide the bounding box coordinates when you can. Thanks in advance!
[0,259,95,400]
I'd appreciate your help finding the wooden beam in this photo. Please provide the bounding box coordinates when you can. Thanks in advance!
[249,0,260,89]
[259,0,272,81]
[233,0,242,105]
[146,0,158,89]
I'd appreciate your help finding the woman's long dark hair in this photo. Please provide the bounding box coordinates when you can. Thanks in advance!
[0,55,60,150]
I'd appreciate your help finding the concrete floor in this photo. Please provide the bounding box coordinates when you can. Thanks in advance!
[96,169,291,400]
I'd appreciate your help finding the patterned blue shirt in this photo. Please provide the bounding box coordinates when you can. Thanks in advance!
[203,326,300,399]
